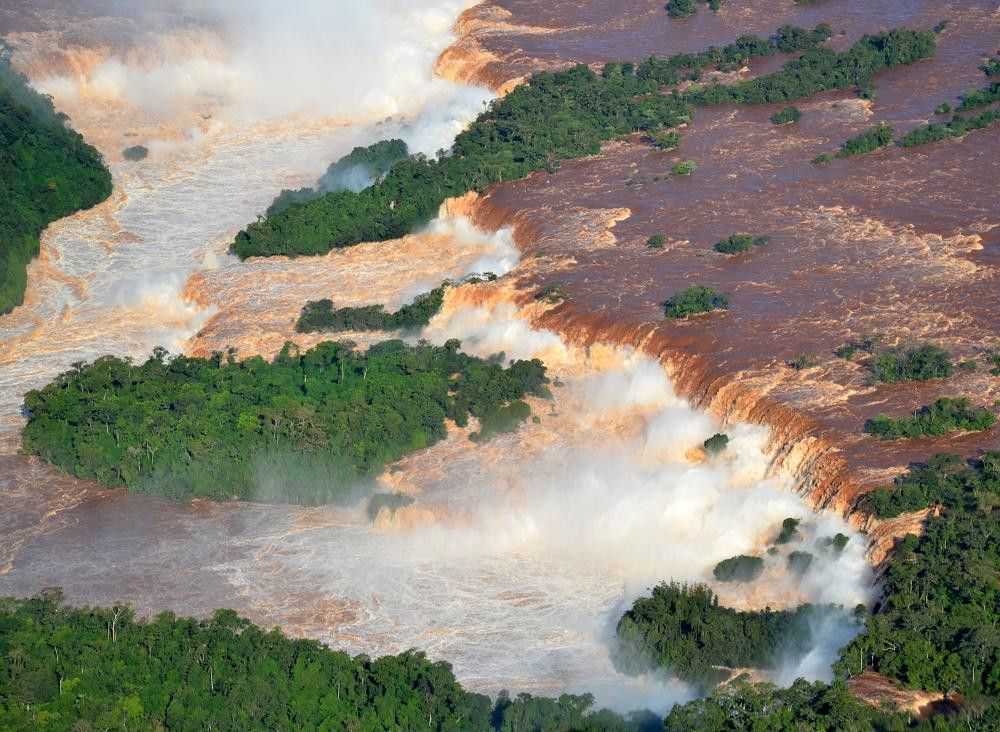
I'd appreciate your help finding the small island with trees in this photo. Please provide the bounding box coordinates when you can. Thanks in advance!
[21,341,549,505]
[663,286,730,318]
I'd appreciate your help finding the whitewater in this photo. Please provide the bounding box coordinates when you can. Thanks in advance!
[0,0,871,713]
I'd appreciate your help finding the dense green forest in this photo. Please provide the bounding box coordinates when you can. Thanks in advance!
[682,28,935,105]
[635,24,830,86]
[864,397,996,440]
[0,42,112,315]
[836,454,1000,704]
[266,139,409,216]
[662,678,976,731]
[8,590,994,730]
[614,583,832,690]
[615,452,1000,727]
[229,26,836,259]
[863,451,999,519]
[0,591,649,732]
[21,341,548,504]
[230,62,692,258]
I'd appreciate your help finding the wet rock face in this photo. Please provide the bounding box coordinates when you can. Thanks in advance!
[449,0,1000,516]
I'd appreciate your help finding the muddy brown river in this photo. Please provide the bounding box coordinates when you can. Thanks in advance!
[2,0,994,712]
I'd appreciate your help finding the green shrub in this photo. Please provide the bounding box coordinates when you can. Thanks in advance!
[811,152,832,165]
[536,283,570,303]
[934,101,951,114]
[646,234,667,249]
[703,433,729,454]
[470,400,533,442]
[713,234,769,254]
[836,123,894,157]
[863,397,996,440]
[649,130,681,150]
[669,160,697,176]
[770,106,801,125]
[790,354,820,370]
[867,342,953,383]
[818,533,850,554]
[835,344,858,359]
[774,517,801,544]
[858,83,877,101]
[958,359,978,371]
[957,81,1000,110]
[665,0,698,18]
[713,554,765,582]
[663,286,730,318]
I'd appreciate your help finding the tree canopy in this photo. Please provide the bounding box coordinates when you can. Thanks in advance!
[0,41,112,315]
[0,591,642,732]
[838,454,1000,700]
[663,287,730,318]
[615,583,827,690]
[21,341,548,504]
[864,397,996,440]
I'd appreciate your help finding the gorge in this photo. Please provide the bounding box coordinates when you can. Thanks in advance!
[0,0,998,729]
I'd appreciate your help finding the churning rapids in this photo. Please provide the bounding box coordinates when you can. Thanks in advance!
[0,0,872,713]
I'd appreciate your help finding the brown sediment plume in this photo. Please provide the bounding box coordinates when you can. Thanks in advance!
[438,0,1000,566]
[435,3,570,94]
[454,172,998,561]
[185,197,520,361]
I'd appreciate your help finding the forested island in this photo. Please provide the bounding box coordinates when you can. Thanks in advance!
[21,341,548,504]
[297,287,446,334]
[231,23,937,260]
[614,583,826,690]
[0,42,112,315]
[864,397,996,440]
[613,452,1000,728]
